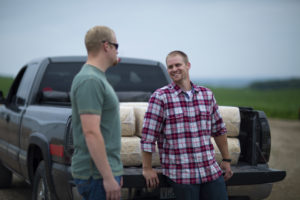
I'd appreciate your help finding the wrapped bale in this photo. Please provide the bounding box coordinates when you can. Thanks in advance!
[120,106,136,137]
[120,102,148,137]
[121,136,160,167]
[119,103,241,166]
[121,137,240,167]
[219,106,240,137]
[120,102,148,108]
[133,106,147,137]
[211,137,240,165]
[121,103,241,138]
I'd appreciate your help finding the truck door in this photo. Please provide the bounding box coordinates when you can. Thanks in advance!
[1,65,35,173]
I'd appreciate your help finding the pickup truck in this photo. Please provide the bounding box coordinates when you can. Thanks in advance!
[0,56,286,200]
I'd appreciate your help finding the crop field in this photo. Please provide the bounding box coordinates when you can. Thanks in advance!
[210,87,300,120]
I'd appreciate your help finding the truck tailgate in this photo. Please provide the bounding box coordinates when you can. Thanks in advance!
[123,163,286,188]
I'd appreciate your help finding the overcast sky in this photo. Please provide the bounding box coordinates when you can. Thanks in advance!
[0,0,299,79]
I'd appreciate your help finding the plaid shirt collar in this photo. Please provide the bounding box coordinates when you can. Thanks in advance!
[170,81,201,96]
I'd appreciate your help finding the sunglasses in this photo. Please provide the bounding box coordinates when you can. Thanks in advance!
[102,40,119,50]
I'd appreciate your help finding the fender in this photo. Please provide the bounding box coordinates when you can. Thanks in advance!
[28,132,57,199]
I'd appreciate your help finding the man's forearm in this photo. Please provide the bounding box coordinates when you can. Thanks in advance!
[214,134,230,159]
[85,130,114,180]
[142,151,153,169]
[142,150,160,188]
[214,134,234,180]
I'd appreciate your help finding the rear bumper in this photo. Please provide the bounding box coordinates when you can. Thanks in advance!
[226,164,286,186]
[228,183,273,200]
[122,164,286,187]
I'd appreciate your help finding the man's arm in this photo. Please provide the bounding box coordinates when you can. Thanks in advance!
[142,151,159,188]
[80,114,121,200]
[141,92,164,188]
[213,134,233,181]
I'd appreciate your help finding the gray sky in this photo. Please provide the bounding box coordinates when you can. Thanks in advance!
[0,0,299,79]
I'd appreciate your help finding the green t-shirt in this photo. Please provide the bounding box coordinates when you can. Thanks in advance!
[70,64,123,179]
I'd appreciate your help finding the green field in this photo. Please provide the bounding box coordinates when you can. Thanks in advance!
[0,76,14,97]
[210,87,300,120]
[1,76,299,119]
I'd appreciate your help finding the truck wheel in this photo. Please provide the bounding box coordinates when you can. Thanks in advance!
[32,161,52,200]
[0,162,12,188]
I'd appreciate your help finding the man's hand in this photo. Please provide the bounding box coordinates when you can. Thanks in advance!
[220,161,233,181]
[143,168,159,188]
[103,177,121,200]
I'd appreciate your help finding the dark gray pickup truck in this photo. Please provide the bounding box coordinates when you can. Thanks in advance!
[0,56,285,200]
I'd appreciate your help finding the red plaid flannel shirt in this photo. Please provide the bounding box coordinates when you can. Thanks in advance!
[141,82,227,184]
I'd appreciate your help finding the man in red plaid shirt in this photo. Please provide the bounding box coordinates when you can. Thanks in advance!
[141,51,233,200]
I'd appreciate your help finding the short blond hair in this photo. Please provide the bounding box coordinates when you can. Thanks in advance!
[85,26,114,54]
[166,50,189,64]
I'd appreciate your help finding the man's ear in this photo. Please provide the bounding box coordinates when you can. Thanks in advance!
[187,62,191,69]
[102,42,109,52]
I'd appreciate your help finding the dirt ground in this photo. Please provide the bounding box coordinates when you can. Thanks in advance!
[265,119,300,200]
[0,118,299,200]
[0,175,31,200]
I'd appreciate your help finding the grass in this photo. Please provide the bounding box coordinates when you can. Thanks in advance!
[210,87,300,120]
[0,76,14,97]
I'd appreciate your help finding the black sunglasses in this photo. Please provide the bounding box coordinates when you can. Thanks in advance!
[102,40,119,50]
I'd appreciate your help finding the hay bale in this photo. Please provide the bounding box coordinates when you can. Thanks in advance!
[121,136,160,167]
[219,106,240,137]
[120,106,135,136]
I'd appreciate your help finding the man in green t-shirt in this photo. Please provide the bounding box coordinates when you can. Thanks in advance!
[70,26,123,200]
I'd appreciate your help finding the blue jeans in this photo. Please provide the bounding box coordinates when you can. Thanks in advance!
[74,176,122,200]
[167,176,228,200]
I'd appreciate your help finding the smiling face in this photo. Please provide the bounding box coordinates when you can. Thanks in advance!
[166,54,191,84]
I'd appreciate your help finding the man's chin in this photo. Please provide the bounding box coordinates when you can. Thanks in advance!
[171,76,181,82]
[111,58,119,66]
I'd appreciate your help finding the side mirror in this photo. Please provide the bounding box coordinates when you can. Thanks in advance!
[0,91,5,104]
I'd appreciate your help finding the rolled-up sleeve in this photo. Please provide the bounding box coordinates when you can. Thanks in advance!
[141,92,165,152]
[211,95,227,137]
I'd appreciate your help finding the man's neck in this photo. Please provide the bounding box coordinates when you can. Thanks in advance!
[86,54,109,72]
[175,79,192,92]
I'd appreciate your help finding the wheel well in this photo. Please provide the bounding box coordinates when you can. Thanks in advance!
[28,144,43,183]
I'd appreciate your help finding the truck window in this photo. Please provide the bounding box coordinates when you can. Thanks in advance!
[15,63,38,105]
[37,61,169,104]
[6,66,27,108]
[38,62,83,93]
[107,63,169,93]
[39,62,168,94]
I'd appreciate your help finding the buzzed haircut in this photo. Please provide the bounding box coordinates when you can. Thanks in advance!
[166,50,189,64]
[85,26,114,54]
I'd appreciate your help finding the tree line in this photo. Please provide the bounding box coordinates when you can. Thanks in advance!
[249,78,300,90]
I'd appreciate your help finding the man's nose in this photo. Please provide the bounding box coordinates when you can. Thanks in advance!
[171,66,178,72]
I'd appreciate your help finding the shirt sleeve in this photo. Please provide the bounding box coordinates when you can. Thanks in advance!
[211,94,227,137]
[140,92,165,152]
[74,78,105,115]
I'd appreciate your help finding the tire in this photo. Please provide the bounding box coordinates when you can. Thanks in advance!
[32,161,53,200]
[0,161,12,188]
